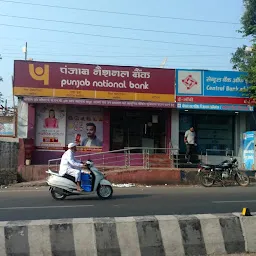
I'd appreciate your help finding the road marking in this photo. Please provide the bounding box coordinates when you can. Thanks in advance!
[213,200,256,204]
[0,205,94,210]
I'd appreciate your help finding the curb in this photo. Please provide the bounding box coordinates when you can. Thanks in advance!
[1,213,256,255]
[10,181,47,187]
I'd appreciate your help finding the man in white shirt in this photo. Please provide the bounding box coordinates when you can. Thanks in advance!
[184,127,197,164]
[59,143,85,191]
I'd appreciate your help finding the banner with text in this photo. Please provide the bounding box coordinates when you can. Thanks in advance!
[66,106,103,152]
[13,60,175,103]
[35,104,66,150]
[176,69,252,108]
[177,103,253,112]
[0,116,15,137]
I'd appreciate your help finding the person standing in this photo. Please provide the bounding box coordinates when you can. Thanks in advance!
[184,127,197,164]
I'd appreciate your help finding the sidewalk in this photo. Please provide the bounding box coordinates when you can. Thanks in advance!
[11,180,47,187]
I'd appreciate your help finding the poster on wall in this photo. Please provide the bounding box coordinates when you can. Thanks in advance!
[0,116,15,136]
[66,106,103,152]
[35,104,66,150]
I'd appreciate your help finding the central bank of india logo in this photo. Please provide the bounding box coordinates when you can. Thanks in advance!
[29,64,49,85]
[182,74,198,90]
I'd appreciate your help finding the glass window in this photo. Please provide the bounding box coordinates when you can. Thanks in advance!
[196,115,234,155]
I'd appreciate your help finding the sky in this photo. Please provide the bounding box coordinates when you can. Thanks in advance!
[0,0,250,104]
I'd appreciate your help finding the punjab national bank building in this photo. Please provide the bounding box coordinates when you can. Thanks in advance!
[13,60,176,165]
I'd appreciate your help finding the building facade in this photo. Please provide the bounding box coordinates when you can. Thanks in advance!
[14,60,176,164]
[175,69,253,158]
[13,61,254,165]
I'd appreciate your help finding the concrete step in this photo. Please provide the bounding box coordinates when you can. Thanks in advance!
[176,163,200,168]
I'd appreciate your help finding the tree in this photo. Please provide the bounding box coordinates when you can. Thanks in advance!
[0,92,3,104]
[231,0,256,100]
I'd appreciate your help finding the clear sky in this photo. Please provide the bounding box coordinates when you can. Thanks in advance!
[0,0,249,104]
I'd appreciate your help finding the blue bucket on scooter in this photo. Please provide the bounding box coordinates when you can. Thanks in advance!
[81,173,92,192]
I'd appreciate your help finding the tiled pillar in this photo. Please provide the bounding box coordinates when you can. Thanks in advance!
[27,104,36,139]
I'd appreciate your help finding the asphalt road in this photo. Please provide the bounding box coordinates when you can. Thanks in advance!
[0,185,256,221]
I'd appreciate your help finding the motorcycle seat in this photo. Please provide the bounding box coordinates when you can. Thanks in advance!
[201,165,224,171]
[63,174,76,183]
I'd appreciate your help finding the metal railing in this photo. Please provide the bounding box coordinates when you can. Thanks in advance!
[48,147,234,171]
[205,149,234,165]
[48,147,182,171]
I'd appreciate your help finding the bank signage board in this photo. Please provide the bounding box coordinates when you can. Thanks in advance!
[176,69,250,105]
[13,60,175,103]
[177,103,253,112]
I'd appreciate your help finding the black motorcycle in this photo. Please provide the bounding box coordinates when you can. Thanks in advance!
[197,157,250,187]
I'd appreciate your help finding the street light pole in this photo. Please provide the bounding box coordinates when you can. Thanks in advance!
[25,42,27,60]
[22,42,28,60]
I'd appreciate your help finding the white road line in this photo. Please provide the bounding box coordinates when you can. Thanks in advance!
[0,205,94,210]
[213,200,256,204]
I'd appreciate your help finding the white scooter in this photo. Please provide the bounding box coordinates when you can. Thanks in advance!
[46,160,113,200]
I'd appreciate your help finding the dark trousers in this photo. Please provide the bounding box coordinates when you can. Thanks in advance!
[185,144,194,162]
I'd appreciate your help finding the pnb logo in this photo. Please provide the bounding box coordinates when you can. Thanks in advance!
[29,64,49,85]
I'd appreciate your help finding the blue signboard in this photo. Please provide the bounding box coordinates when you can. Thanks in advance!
[177,103,253,112]
[176,69,248,98]
[204,70,248,97]
[243,131,255,170]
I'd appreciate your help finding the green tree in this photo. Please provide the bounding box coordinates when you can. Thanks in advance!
[231,0,256,100]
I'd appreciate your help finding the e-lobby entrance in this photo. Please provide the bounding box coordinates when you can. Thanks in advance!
[110,108,169,153]
[179,110,235,155]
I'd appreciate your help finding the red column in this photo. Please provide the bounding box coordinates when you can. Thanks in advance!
[103,108,110,152]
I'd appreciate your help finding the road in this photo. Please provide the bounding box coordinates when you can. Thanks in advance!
[0,185,256,221]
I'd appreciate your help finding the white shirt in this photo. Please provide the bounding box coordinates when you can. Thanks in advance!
[85,139,92,147]
[59,149,83,176]
[185,130,196,145]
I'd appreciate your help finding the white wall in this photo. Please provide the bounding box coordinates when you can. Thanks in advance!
[235,112,247,157]
[17,99,28,138]
[171,109,179,154]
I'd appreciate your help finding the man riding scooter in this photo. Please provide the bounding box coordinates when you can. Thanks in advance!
[59,143,87,191]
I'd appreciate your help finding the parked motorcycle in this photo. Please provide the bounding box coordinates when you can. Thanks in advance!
[46,160,113,200]
[197,157,250,187]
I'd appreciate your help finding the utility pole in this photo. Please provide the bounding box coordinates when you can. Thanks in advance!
[159,57,168,68]
[22,42,28,60]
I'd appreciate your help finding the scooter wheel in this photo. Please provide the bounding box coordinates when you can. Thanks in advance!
[51,189,66,200]
[97,185,113,199]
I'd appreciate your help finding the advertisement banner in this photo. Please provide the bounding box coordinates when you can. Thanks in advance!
[66,106,103,152]
[0,116,15,136]
[243,131,255,170]
[35,104,66,150]
[13,60,175,103]
[176,69,251,109]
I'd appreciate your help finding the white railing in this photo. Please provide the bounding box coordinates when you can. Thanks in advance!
[205,149,234,165]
